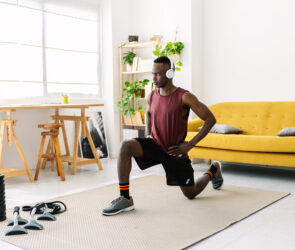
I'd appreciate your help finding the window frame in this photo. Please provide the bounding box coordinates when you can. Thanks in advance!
[0,1,102,104]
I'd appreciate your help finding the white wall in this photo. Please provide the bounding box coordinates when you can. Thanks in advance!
[128,0,205,119]
[100,0,133,158]
[203,0,295,105]
[191,0,204,114]
[130,0,192,91]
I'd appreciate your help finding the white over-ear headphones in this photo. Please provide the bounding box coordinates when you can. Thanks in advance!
[166,57,175,79]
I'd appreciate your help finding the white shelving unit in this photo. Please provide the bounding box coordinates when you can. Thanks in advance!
[119,41,160,140]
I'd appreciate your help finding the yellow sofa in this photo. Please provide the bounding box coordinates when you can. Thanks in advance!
[186,102,295,168]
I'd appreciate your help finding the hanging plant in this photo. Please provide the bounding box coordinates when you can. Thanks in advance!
[153,41,184,71]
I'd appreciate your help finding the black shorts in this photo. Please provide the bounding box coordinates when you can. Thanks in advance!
[134,138,194,186]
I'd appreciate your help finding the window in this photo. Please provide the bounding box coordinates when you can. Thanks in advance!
[0,0,100,99]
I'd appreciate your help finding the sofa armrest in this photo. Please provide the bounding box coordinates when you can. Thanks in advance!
[188,118,204,132]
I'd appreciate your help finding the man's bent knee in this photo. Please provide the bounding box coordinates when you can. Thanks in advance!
[184,193,196,200]
[120,139,133,152]
[180,186,197,200]
[119,139,143,158]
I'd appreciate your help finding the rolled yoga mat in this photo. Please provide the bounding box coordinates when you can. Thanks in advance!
[0,174,6,222]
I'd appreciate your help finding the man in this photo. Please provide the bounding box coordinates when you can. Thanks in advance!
[102,56,223,216]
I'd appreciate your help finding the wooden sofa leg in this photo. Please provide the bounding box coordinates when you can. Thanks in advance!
[208,159,212,165]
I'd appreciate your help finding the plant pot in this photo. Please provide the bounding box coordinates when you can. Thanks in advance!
[136,89,145,98]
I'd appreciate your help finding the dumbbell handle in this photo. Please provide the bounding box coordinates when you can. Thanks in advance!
[13,206,20,215]
[30,207,37,219]
[13,207,20,226]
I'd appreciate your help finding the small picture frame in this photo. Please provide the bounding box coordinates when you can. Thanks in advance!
[128,35,139,42]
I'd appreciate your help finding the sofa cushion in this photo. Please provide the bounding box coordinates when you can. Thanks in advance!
[199,124,242,134]
[277,127,295,136]
[186,132,295,153]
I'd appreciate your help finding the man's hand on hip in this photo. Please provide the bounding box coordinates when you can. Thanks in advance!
[167,142,191,157]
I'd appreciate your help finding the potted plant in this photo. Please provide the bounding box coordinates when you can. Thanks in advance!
[118,79,149,116]
[123,51,136,72]
[153,41,184,71]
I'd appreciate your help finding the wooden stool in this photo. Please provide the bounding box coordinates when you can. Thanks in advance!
[34,124,65,181]
[51,108,103,174]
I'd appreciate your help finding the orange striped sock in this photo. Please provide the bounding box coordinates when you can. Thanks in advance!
[205,171,214,180]
[119,183,130,199]
[205,164,218,180]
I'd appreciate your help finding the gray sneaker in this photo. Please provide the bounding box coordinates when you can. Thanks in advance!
[102,196,134,216]
[211,161,223,190]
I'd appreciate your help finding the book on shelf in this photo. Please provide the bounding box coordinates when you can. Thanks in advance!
[135,111,144,125]
[132,56,139,72]
[130,115,137,125]
[130,111,143,125]
[122,115,128,125]
[122,111,144,126]
[124,115,133,125]
[138,110,145,124]
[137,57,154,72]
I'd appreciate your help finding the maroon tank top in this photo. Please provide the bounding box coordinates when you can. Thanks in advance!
[150,87,189,158]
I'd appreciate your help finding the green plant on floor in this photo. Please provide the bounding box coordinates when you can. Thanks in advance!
[153,41,184,71]
[118,79,150,116]
[123,51,137,66]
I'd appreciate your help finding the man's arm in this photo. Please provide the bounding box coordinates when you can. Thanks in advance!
[167,92,216,156]
[184,92,216,149]
[145,93,152,137]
